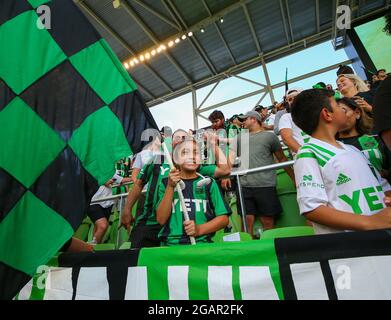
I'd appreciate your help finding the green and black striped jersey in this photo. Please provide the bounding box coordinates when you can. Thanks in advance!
[157,176,231,246]
[135,155,218,227]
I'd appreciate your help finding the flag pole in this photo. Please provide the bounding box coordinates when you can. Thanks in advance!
[162,141,196,245]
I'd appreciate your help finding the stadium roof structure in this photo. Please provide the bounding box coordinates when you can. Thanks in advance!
[75,0,390,107]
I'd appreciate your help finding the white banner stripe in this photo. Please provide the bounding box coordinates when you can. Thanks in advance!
[125,267,148,300]
[290,262,329,300]
[329,256,391,300]
[208,266,234,300]
[44,268,73,300]
[75,267,109,300]
[168,266,189,300]
[239,267,279,300]
[18,279,33,300]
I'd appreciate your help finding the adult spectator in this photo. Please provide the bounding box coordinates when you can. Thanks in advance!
[88,173,129,243]
[208,110,237,190]
[228,114,244,129]
[273,101,287,135]
[238,111,295,237]
[263,106,276,131]
[377,69,388,82]
[337,98,390,180]
[337,74,374,111]
[278,88,311,154]
[254,105,268,122]
[374,12,391,153]
[336,65,354,76]
[131,136,162,182]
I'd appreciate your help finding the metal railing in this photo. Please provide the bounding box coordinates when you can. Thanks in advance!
[91,160,296,233]
[231,160,295,232]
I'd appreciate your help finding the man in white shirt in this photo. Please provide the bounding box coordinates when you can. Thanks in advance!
[278,88,310,154]
[88,173,124,243]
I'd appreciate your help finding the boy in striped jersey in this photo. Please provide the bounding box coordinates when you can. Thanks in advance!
[156,139,231,246]
[291,89,391,234]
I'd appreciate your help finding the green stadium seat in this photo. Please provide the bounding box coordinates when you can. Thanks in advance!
[261,226,315,240]
[93,243,116,251]
[275,170,307,228]
[227,195,243,233]
[119,242,132,250]
[73,217,92,241]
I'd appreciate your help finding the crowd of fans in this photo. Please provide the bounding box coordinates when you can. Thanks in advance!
[65,14,391,252]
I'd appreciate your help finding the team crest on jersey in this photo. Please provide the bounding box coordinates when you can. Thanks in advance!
[336,173,352,186]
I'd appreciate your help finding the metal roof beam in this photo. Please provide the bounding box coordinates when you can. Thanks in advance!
[163,0,218,76]
[242,3,262,54]
[232,74,266,87]
[130,0,181,31]
[316,0,320,33]
[285,0,295,43]
[119,0,192,83]
[200,0,237,66]
[199,88,267,114]
[146,28,336,107]
[279,0,291,44]
[75,0,173,94]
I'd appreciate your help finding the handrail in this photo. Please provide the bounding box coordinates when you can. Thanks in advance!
[92,160,295,204]
[231,160,294,177]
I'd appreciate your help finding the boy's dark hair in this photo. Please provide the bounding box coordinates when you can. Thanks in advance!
[208,110,225,122]
[291,89,335,135]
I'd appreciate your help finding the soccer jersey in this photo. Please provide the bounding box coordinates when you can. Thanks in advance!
[157,177,232,246]
[338,135,387,173]
[135,155,218,227]
[294,137,391,234]
[278,113,311,147]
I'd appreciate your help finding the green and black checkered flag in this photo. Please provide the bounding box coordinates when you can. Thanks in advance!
[0,0,157,299]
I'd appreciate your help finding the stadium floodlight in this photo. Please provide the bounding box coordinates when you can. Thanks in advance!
[175,38,180,43]
[200,27,205,33]
[188,31,193,37]
[181,35,187,40]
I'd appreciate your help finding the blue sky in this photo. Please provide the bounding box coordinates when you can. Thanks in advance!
[149,41,351,131]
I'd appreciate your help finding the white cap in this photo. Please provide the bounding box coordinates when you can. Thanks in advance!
[285,88,303,97]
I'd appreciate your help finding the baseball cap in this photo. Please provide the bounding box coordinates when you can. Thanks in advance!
[238,111,263,124]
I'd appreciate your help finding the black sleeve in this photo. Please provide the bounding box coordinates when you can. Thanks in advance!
[374,77,391,134]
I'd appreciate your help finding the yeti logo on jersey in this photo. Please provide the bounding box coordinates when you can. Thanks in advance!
[172,199,209,213]
[336,173,352,186]
[160,166,170,176]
